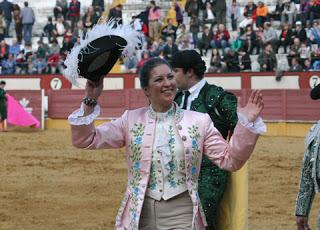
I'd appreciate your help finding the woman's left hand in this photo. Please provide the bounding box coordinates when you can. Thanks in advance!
[238,90,264,122]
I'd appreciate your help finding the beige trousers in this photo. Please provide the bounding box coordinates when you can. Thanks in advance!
[148,20,160,41]
[139,191,193,230]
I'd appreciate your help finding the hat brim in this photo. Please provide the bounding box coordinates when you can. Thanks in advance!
[77,35,127,82]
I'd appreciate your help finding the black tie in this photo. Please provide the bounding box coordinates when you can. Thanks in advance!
[182,91,190,109]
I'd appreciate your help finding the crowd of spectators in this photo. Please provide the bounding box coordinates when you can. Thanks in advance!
[0,0,319,75]
[122,0,320,73]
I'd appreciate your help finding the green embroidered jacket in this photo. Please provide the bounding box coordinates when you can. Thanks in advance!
[175,82,238,229]
[295,121,320,229]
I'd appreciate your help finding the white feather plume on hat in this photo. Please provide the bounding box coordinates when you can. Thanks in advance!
[63,19,143,86]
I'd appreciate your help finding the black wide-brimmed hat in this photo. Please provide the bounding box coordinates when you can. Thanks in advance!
[63,19,142,85]
[311,83,320,100]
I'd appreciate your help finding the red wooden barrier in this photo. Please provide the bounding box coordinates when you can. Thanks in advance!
[48,89,320,121]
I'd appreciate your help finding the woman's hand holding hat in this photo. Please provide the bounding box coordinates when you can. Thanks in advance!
[238,90,264,123]
[85,77,104,100]
[82,78,104,115]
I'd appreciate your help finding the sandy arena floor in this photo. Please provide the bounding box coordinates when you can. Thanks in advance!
[0,129,319,229]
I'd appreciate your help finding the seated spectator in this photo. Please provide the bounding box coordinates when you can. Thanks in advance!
[299,42,311,63]
[270,0,283,21]
[202,2,215,30]
[198,26,212,56]
[0,40,9,62]
[72,20,84,41]
[227,0,240,31]
[60,36,74,57]
[312,59,320,70]
[240,24,257,54]
[16,50,28,74]
[124,52,138,73]
[230,30,243,52]
[162,36,179,61]
[47,39,61,74]
[211,24,230,52]
[256,1,269,28]
[292,21,307,43]
[287,37,301,65]
[208,48,226,73]
[161,18,177,41]
[178,35,194,50]
[9,39,20,57]
[281,0,297,26]
[43,17,54,43]
[149,37,165,57]
[299,0,310,28]
[310,20,320,45]
[238,48,252,71]
[289,57,303,71]
[239,0,257,30]
[52,16,68,39]
[309,0,320,27]
[277,23,293,54]
[36,41,49,60]
[1,53,16,75]
[223,47,240,72]
[136,51,151,73]
[258,43,277,71]
[32,56,47,74]
[176,24,191,45]
[54,0,68,20]
[263,21,277,51]
[48,39,60,56]
[303,58,313,71]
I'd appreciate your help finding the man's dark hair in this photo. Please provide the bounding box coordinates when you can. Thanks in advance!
[171,50,206,80]
[139,58,170,88]
[0,80,6,85]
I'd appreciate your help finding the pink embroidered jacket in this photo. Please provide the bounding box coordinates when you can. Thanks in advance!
[71,106,260,230]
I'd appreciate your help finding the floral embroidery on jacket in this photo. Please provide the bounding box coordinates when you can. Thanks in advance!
[188,125,201,188]
[148,157,157,190]
[167,125,186,188]
[128,123,145,229]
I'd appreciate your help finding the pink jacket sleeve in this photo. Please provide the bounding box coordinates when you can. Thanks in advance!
[71,111,128,149]
[203,114,259,171]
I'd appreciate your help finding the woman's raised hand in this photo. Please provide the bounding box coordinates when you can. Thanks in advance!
[238,90,264,122]
[85,77,104,100]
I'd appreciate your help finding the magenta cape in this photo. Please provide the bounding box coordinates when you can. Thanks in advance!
[7,94,40,128]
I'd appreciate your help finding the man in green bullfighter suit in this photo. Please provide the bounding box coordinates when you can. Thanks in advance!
[0,80,7,132]
[171,50,238,230]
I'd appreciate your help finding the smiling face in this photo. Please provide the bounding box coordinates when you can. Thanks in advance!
[144,64,177,112]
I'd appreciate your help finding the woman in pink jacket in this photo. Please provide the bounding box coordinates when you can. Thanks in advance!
[68,58,266,230]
